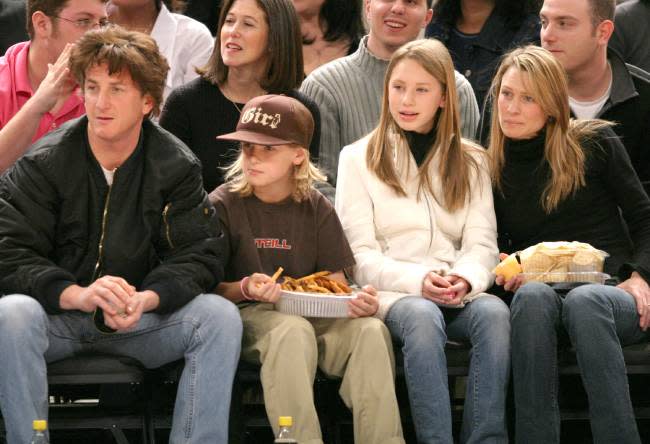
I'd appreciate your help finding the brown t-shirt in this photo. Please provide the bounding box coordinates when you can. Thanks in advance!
[210,185,355,282]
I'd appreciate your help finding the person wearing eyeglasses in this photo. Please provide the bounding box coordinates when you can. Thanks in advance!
[0,0,108,173]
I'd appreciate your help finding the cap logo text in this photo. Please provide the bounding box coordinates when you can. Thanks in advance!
[241,107,281,129]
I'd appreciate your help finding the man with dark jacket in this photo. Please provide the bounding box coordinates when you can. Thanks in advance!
[540,0,650,190]
[0,26,242,444]
[482,0,650,192]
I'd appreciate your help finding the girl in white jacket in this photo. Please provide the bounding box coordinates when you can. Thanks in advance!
[335,39,510,444]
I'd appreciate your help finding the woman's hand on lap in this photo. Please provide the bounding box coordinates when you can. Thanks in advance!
[422,272,460,305]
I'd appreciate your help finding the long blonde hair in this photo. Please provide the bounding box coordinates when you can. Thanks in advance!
[224,144,326,202]
[488,45,610,213]
[366,39,480,212]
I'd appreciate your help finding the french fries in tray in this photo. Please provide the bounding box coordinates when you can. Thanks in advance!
[279,271,353,295]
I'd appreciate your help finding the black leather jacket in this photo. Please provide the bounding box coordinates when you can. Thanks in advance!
[0,117,226,314]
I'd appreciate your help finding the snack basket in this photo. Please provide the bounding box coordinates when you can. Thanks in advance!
[521,271,611,284]
[277,290,355,318]
[519,242,609,284]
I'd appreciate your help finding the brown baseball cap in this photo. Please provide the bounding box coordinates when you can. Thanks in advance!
[217,94,314,148]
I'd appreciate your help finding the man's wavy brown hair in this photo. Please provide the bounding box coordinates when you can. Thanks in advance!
[69,25,169,117]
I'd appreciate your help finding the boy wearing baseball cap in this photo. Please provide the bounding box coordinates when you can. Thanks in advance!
[210,94,405,444]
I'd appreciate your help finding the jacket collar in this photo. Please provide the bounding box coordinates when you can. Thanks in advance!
[83,117,147,187]
[388,127,438,182]
[353,35,390,72]
[607,48,638,109]
[568,50,639,118]
[10,41,33,95]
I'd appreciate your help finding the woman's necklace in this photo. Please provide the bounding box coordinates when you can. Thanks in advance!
[222,82,259,114]
[230,100,243,114]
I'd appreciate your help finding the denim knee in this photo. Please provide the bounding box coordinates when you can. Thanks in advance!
[187,294,242,329]
[511,282,559,321]
[469,296,510,324]
[467,296,511,339]
[562,284,613,330]
[0,295,47,340]
[386,296,446,346]
[180,294,243,355]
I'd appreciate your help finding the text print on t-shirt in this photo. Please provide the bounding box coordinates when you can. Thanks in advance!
[254,238,292,250]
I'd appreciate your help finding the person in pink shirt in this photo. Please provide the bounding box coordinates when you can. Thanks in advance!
[0,0,107,172]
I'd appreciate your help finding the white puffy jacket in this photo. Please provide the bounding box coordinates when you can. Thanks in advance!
[335,132,499,319]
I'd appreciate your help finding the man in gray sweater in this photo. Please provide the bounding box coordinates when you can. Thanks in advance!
[301,0,480,185]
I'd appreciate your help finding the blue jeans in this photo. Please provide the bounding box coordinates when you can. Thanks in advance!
[511,282,647,444]
[0,293,242,444]
[385,295,511,444]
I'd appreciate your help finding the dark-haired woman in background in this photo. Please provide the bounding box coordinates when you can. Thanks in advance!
[426,0,540,108]
[159,0,321,193]
[291,0,364,75]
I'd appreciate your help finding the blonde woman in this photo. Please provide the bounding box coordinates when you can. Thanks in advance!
[210,94,405,444]
[335,39,509,444]
[489,45,650,443]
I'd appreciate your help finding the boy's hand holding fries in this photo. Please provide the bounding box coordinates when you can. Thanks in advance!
[242,267,283,303]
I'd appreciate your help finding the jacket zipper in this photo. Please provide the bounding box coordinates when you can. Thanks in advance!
[392,139,435,251]
[91,176,114,281]
[163,202,174,249]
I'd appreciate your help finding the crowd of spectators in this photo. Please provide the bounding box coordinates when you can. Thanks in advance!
[0,0,648,443]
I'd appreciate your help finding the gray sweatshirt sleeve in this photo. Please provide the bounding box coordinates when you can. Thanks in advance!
[300,75,342,184]
[454,70,480,140]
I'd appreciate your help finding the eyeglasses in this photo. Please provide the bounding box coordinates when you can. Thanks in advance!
[52,15,110,30]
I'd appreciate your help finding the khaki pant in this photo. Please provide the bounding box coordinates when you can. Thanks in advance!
[240,303,405,444]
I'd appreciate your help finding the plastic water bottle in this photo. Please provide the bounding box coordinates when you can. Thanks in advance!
[274,416,298,443]
[30,420,48,443]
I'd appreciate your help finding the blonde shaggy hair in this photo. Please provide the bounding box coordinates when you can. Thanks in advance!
[224,145,326,202]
